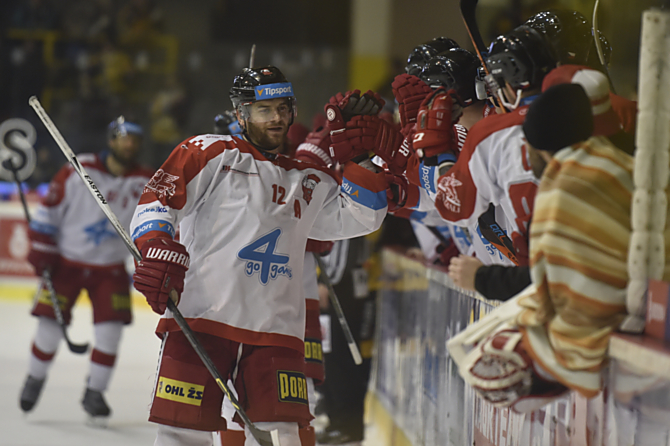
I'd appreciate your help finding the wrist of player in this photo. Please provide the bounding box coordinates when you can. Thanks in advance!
[295,143,333,167]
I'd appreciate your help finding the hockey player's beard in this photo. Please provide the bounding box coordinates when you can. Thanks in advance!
[245,120,289,153]
[110,147,136,168]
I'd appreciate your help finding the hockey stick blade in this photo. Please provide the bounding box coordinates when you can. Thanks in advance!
[29,96,280,446]
[315,256,363,365]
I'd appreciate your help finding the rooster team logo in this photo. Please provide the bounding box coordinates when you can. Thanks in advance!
[301,174,321,205]
[144,169,179,199]
[437,173,462,213]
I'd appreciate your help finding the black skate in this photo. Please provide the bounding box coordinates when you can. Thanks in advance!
[19,375,46,413]
[82,388,111,426]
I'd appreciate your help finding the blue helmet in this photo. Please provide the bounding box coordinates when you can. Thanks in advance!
[107,116,144,140]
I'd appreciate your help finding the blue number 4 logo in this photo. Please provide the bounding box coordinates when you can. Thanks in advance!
[237,228,292,285]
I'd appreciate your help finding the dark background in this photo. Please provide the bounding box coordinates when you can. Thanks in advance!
[0,0,655,181]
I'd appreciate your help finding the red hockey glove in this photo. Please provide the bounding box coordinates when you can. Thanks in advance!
[133,238,190,315]
[353,113,413,175]
[413,88,463,160]
[27,228,59,275]
[295,127,333,167]
[392,74,433,129]
[329,89,386,122]
[385,172,409,212]
[305,239,334,256]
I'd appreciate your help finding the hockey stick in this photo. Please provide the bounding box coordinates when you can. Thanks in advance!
[460,0,508,113]
[28,96,281,446]
[477,204,519,266]
[249,44,256,68]
[315,255,363,365]
[592,0,617,94]
[3,157,89,354]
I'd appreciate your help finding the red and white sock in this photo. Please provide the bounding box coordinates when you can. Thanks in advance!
[28,317,63,379]
[87,321,123,392]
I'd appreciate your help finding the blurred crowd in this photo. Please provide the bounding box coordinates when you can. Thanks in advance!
[1,0,188,182]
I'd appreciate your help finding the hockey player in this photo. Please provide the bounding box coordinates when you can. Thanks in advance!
[19,117,153,419]
[424,25,556,265]
[215,121,334,446]
[130,66,388,446]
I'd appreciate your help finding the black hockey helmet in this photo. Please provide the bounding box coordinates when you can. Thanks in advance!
[525,9,611,69]
[486,25,558,91]
[229,65,297,124]
[586,29,612,70]
[405,37,460,76]
[107,116,143,140]
[419,48,482,107]
[214,111,242,135]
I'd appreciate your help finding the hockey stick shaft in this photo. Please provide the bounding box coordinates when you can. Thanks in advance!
[460,0,508,113]
[8,159,88,354]
[29,96,279,446]
[315,255,363,365]
[592,0,617,94]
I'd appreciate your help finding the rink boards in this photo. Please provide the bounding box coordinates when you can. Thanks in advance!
[370,250,670,446]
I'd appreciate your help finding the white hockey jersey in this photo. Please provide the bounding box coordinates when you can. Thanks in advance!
[30,152,153,266]
[432,107,539,265]
[130,134,387,353]
[406,124,515,266]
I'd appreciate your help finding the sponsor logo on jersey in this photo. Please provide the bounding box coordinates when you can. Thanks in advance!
[276,371,308,405]
[144,169,179,199]
[84,219,118,245]
[237,228,292,285]
[420,164,435,194]
[137,206,169,217]
[437,173,462,213]
[304,338,323,363]
[131,220,176,241]
[254,82,294,100]
[156,377,204,406]
[301,173,320,205]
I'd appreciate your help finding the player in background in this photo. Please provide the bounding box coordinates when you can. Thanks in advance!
[19,118,153,420]
[130,66,389,446]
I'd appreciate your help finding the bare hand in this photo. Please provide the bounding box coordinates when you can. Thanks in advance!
[448,254,483,291]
